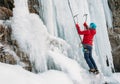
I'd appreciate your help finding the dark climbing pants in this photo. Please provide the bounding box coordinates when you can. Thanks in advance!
[83,44,98,70]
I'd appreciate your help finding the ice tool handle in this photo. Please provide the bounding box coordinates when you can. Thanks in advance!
[83,14,88,22]
[68,0,82,42]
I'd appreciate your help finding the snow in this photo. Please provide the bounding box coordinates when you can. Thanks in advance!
[0,62,120,84]
[0,63,73,84]
[40,70,73,84]
[112,73,120,83]
[0,0,118,83]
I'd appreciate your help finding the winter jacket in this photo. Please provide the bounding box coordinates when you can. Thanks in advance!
[76,23,96,46]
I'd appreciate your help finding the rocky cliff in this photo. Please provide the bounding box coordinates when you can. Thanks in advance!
[108,0,120,28]
[108,0,120,72]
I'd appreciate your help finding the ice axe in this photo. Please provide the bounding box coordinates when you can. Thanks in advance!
[73,14,79,23]
[83,14,88,22]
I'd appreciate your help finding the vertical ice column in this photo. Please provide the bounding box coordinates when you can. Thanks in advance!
[38,0,57,36]
[52,0,86,66]
[12,0,48,72]
[101,0,113,28]
[87,0,114,76]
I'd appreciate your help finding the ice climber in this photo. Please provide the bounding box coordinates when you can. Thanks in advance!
[75,22,99,74]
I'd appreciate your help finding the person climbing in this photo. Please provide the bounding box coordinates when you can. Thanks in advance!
[75,22,99,74]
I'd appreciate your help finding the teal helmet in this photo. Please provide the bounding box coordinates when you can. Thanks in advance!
[90,23,97,29]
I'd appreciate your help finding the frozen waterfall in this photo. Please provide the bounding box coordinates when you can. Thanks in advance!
[11,0,115,83]
[38,0,114,75]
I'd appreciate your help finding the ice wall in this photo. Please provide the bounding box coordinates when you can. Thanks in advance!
[12,0,114,77]
[87,0,114,75]
[38,0,114,76]
[38,0,57,36]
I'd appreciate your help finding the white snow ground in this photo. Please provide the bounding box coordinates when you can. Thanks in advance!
[0,63,120,84]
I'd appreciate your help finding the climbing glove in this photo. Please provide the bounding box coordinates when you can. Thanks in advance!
[75,23,80,29]
[83,22,87,27]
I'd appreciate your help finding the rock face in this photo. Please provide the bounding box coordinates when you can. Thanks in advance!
[108,0,120,28]
[109,28,120,72]
[0,7,13,20]
[28,0,39,14]
[0,25,16,64]
[0,0,14,10]
[108,0,120,72]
